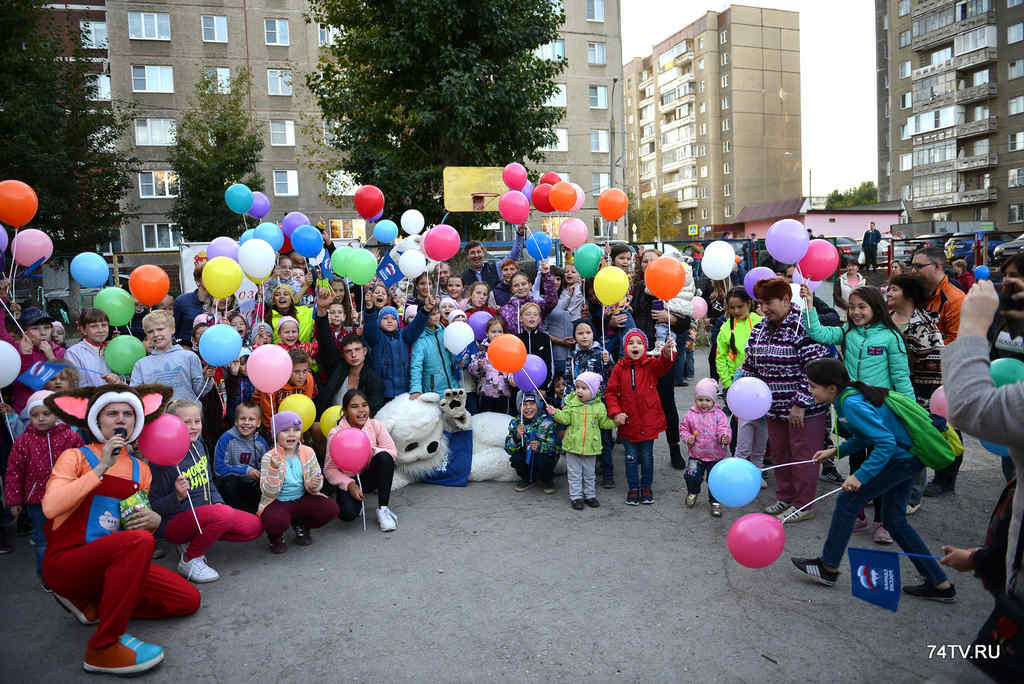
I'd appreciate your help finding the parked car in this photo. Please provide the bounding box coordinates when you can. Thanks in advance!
[834,237,860,262]
[945,233,1009,267]
[892,234,948,265]
[993,234,1024,267]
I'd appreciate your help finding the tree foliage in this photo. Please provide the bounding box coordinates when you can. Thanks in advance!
[825,180,878,209]
[627,193,681,243]
[306,0,566,238]
[168,68,264,242]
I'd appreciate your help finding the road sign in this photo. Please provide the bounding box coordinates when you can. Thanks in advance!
[688,224,698,236]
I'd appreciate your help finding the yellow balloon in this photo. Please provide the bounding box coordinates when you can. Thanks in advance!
[279,394,315,433]
[201,256,243,299]
[319,405,342,438]
[594,266,629,306]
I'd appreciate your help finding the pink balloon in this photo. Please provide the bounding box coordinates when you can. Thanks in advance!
[691,296,708,320]
[247,344,293,393]
[330,427,371,473]
[559,218,587,250]
[930,385,947,418]
[498,190,530,225]
[502,162,527,191]
[422,224,460,261]
[570,183,585,212]
[137,414,191,467]
[798,239,840,281]
[11,228,53,267]
[727,513,786,569]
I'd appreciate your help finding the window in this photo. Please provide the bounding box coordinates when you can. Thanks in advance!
[87,74,110,101]
[1010,23,1023,44]
[1011,95,1024,116]
[1012,60,1024,79]
[901,184,912,200]
[270,120,295,146]
[641,123,654,138]
[724,204,733,218]
[1011,0,1023,7]
[318,24,339,47]
[724,183,732,196]
[131,65,173,93]
[587,42,606,65]
[898,0,910,15]
[264,18,289,46]
[273,170,299,196]
[542,128,569,152]
[698,80,705,93]
[1010,132,1024,151]
[697,36,704,49]
[721,97,730,110]
[592,173,610,195]
[1010,168,1024,188]
[700,165,708,178]
[128,12,170,40]
[589,85,608,109]
[141,223,182,251]
[900,91,912,109]
[720,30,728,45]
[699,144,707,156]
[201,15,227,43]
[536,40,565,60]
[138,171,178,198]
[955,25,997,55]
[698,58,705,71]
[722,118,730,131]
[80,21,107,48]
[545,83,566,107]
[899,61,912,79]
[1011,204,1024,223]
[701,207,710,220]
[900,153,913,171]
[723,140,731,153]
[913,140,956,166]
[267,69,292,96]
[721,52,729,66]
[699,122,707,135]
[898,30,911,48]
[586,0,604,22]
[134,119,175,146]
[590,129,609,153]
[912,172,955,198]
[973,69,990,86]
[205,67,231,93]
[699,102,706,113]
[721,74,729,88]
[723,162,731,174]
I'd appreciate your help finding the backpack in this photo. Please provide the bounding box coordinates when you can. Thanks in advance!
[839,389,954,470]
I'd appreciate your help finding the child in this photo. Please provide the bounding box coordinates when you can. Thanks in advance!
[606,329,676,505]
[468,316,514,414]
[258,411,339,553]
[363,302,429,402]
[464,281,497,317]
[504,392,559,494]
[492,258,521,307]
[548,372,616,509]
[650,299,673,352]
[515,302,555,394]
[225,349,255,421]
[214,400,269,514]
[563,319,614,486]
[227,311,251,347]
[10,306,66,411]
[251,321,273,347]
[680,379,732,516]
[326,300,357,351]
[149,400,262,582]
[409,304,460,398]
[3,390,84,585]
[131,310,211,402]
[276,316,318,366]
[448,309,467,326]
[498,267,558,334]
[440,297,458,326]
[51,321,66,350]
[263,254,302,303]
[253,348,315,430]
[446,274,466,308]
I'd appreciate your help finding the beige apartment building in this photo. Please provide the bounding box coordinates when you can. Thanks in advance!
[623,5,802,238]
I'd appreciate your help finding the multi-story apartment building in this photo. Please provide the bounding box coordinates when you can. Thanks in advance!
[877,0,1024,225]
[623,5,802,238]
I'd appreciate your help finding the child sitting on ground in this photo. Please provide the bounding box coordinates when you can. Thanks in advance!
[214,400,269,514]
[504,392,559,494]
[680,379,732,517]
[547,372,616,510]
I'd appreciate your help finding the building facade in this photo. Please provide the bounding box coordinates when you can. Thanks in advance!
[623,5,802,239]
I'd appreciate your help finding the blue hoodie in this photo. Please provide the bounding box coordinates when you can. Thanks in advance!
[363,305,429,399]
[836,390,916,485]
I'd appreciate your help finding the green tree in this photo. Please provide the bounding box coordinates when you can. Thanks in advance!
[825,180,878,209]
[306,0,566,239]
[168,68,264,241]
[627,194,681,242]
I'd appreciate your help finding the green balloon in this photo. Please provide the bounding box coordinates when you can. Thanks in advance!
[347,248,378,285]
[104,335,146,375]
[990,357,1024,387]
[94,287,134,326]
[331,246,354,278]
[574,243,603,278]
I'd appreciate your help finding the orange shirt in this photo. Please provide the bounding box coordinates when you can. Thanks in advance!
[926,275,965,345]
[252,373,316,428]
[42,444,152,531]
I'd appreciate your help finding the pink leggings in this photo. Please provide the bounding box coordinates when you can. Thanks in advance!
[164,504,263,560]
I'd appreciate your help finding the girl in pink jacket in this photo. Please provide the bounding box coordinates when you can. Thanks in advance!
[680,379,732,517]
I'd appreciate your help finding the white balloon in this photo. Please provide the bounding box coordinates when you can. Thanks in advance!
[394,234,422,254]
[0,341,20,387]
[401,209,425,235]
[444,321,474,355]
[701,240,736,281]
[790,283,805,309]
[398,249,427,279]
[238,238,276,282]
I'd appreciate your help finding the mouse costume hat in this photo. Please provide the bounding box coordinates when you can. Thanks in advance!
[44,384,173,442]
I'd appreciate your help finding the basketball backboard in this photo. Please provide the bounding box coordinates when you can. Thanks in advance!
[443,166,505,212]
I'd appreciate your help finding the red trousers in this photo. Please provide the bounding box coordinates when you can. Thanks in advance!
[766,413,827,509]
[43,530,200,649]
[164,504,262,560]
[259,494,339,537]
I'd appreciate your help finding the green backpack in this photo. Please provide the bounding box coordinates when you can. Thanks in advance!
[839,389,954,470]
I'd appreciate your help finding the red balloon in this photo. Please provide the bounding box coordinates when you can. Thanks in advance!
[533,183,554,213]
[797,239,840,281]
[330,427,371,473]
[137,414,191,467]
[353,185,385,219]
[540,172,562,186]
[0,180,39,228]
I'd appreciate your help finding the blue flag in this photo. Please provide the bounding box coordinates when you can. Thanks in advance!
[17,361,65,391]
[376,252,403,289]
[848,547,902,612]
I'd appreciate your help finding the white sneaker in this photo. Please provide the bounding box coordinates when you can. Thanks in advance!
[177,555,220,583]
[763,500,790,515]
[381,506,398,526]
[376,507,397,532]
[777,506,815,523]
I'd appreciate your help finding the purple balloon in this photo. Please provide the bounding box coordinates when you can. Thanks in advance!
[0,226,8,253]
[521,180,534,204]
[247,191,270,219]
[281,211,310,237]
[512,353,548,392]
[369,208,384,222]
[468,310,493,341]
[744,266,777,299]
[726,377,773,421]
[765,218,810,264]
[207,236,239,261]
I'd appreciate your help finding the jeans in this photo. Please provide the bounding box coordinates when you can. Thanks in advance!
[598,428,614,481]
[623,439,654,490]
[907,467,928,507]
[27,503,46,577]
[684,459,718,503]
[821,457,948,586]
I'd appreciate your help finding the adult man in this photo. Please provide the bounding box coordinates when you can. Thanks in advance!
[437,262,451,296]
[861,221,882,272]
[460,228,525,288]
[173,264,211,342]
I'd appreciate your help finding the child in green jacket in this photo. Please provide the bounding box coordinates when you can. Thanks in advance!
[547,371,616,510]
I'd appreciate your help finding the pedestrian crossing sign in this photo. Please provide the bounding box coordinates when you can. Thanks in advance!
[688,224,698,236]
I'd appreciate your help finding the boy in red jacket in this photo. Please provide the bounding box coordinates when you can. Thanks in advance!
[606,329,676,505]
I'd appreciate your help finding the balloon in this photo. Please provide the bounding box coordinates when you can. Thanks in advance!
[765,218,810,264]
[198,324,243,367]
[512,353,548,392]
[468,310,493,341]
[0,341,21,387]
[207,236,239,262]
[498,190,530,225]
[540,172,562,186]
[368,208,384,222]
[422,224,460,261]
[103,335,146,375]
[727,377,773,421]
[346,248,378,285]
[792,268,823,291]
[70,252,109,289]
[11,229,53,267]
[247,191,270,219]
[990,357,1024,387]
[128,265,170,307]
[594,266,629,305]
[94,287,134,326]
[691,296,708,320]
[279,394,315,433]
[444,321,475,355]
[930,386,947,418]
[701,241,736,280]
[521,179,534,203]
[525,232,552,260]
[598,188,628,221]
[980,440,1010,458]
[974,265,991,281]
[709,457,763,507]
[331,246,354,277]
[330,427,372,473]
[401,209,425,235]
[202,256,243,299]
[744,266,777,299]
[281,211,310,237]
[645,256,686,300]
[238,238,276,282]
[574,243,603,278]
[373,219,399,243]
[727,513,786,569]
[137,414,191,467]
[354,185,385,219]
[0,180,38,227]
[549,182,576,212]
[254,222,284,251]
[798,239,840,281]
[247,344,293,393]
[239,228,256,244]
[502,162,527,190]
[533,183,554,213]
[570,183,586,212]
[291,225,323,258]
[0,226,7,253]
[398,250,427,279]
[559,218,587,250]
[488,334,527,373]
[224,183,253,214]
[319,405,343,438]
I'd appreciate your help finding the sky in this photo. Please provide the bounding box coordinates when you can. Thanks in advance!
[620,0,878,198]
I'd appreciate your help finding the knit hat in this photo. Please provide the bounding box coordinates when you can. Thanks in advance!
[276,315,299,333]
[379,306,399,323]
[448,309,467,324]
[575,371,603,402]
[622,328,649,352]
[51,321,64,332]
[404,305,418,321]
[441,297,457,309]
[253,321,273,336]
[23,390,54,417]
[572,318,594,336]
[694,378,719,401]
[272,410,302,436]
[753,276,792,302]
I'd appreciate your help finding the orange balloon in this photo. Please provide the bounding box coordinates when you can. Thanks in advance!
[598,188,628,221]
[0,180,39,228]
[549,181,576,212]
[129,264,170,307]
[644,256,686,300]
[487,333,527,373]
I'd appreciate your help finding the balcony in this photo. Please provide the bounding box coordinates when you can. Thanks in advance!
[914,187,997,209]
[912,11,995,52]
[912,159,955,177]
[955,82,997,105]
[912,90,955,113]
[955,116,997,138]
[677,198,699,210]
[912,60,954,82]
[911,0,951,18]
[660,92,694,113]
[954,47,998,70]
[955,152,998,171]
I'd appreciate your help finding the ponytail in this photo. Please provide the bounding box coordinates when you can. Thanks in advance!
[805,358,889,407]
[725,286,752,357]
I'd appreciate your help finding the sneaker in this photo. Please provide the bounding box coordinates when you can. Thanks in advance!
[923,481,954,497]
[791,557,839,587]
[268,534,287,554]
[872,523,893,545]
[763,500,790,515]
[293,523,313,546]
[584,498,600,508]
[376,507,397,532]
[710,503,722,517]
[778,506,815,523]
[640,488,654,504]
[83,634,164,675]
[176,555,220,583]
[685,494,698,508]
[906,503,921,516]
[514,479,534,492]
[819,467,844,484]
[601,475,615,489]
[853,517,870,534]
[570,499,584,510]
[55,594,99,625]
[541,481,556,495]
[379,506,398,528]
[626,489,640,506]
[903,581,957,603]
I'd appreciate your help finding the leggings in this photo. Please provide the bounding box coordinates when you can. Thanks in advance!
[259,494,339,537]
[163,504,263,560]
[335,452,396,521]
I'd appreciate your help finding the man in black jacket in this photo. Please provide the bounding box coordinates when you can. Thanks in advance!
[314,288,386,415]
[460,228,526,288]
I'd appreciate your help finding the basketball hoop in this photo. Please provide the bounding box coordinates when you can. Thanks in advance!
[472,192,499,211]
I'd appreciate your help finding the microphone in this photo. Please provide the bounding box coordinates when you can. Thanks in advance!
[113,427,135,457]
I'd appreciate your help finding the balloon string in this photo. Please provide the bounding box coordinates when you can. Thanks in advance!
[270,392,278,457]
[356,473,366,532]
[0,297,26,336]
[175,463,204,535]
[761,458,817,472]
[782,486,843,521]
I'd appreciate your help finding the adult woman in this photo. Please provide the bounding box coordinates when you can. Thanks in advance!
[265,285,314,343]
[323,389,399,532]
[41,384,200,675]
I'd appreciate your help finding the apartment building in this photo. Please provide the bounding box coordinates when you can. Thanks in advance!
[877,0,1024,225]
[623,5,802,237]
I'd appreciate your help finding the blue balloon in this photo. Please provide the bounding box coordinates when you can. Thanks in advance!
[980,439,1010,458]
[70,252,109,289]
[198,324,243,367]
[254,222,284,251]
[525,232,552,260]
[224,183,254,214]
[373,219,399,244]
[708,457,762,507]
[974,265,990,281]
[291,225,322,258]
[239,228,256,244]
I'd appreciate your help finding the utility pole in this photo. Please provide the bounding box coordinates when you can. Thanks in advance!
[654,179,662,246]
[609,76,617,239]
